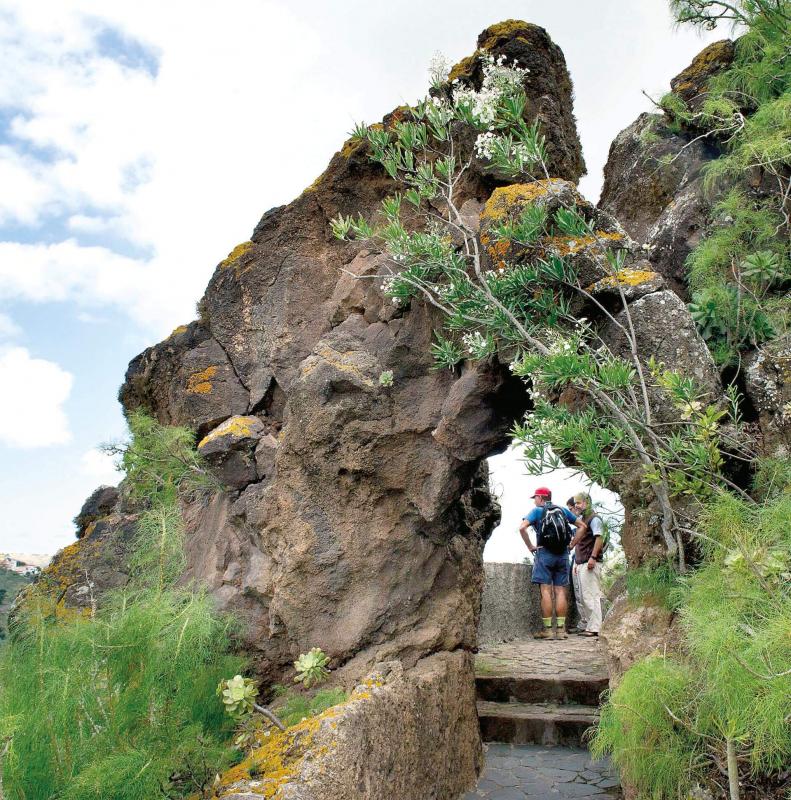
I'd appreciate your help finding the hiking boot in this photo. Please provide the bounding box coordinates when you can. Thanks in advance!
[533,628,554,639]
[554,627,569,640]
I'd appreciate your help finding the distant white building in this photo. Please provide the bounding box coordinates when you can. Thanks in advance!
[0,556,41,576]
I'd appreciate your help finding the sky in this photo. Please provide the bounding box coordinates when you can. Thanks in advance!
[0,0,726,558]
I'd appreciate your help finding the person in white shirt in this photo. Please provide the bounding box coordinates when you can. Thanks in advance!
[569,492,605,637]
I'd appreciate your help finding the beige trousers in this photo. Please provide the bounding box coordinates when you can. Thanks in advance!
[573,561,603,633]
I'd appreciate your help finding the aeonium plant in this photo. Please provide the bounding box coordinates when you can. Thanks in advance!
[293,647,331,688]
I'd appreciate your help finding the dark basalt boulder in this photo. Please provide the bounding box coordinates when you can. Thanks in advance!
[119,320,250,438]
[73,485,120,538]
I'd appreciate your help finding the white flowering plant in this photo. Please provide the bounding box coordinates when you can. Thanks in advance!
[330,51,753,571]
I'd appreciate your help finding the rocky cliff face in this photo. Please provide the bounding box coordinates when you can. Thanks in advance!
[42,21,741,678]
[30,21,784,798]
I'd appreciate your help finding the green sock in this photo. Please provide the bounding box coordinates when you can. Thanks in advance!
[542,617,552,628]
[556,617,566,627]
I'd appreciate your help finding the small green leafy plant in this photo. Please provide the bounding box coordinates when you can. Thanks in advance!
[293,647,331,688]
[217,675,259,718]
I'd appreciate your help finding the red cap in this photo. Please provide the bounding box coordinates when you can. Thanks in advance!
[531,487,551,499]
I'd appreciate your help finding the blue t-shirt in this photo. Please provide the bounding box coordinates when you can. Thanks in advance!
[523,505,577,547]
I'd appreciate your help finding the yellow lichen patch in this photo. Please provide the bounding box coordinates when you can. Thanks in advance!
[479,20,538,50]
[198,415,258,449]
[587,269,659,292]
[301,345,374,388]
[541,231,624,257]
[448,51,480,82]
[186,365,217,395]
[301,168,330,195]
[169,324,188,338]
[481,181,557,223]
[340,137,364,160]
[219,241,253,270]
[21,535,104,618]
[674,40,733,84]
[212,703,345,799]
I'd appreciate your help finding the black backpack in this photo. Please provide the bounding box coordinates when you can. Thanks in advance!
[541,504,572,554]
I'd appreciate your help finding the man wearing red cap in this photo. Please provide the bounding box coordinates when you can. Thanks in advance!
[519,487,586,639]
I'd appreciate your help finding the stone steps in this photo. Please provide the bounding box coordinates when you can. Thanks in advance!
[477,700,598,747]
[474,638,608,748]
[476,674,607,706]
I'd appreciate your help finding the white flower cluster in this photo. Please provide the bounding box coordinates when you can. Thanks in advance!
[453,53,529,126]
[381,274,404,305]
[429,51,450,87]
[474,131,497,159]
[461,330,488,356]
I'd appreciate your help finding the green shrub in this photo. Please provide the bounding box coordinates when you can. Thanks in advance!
[272,687,348,728]
[0,589,244,800]
[593,491,791,796]
[0,415,246,800]
[625,561,686,611]
[592,657,699,797]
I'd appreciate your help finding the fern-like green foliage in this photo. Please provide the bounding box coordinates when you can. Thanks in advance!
[0,590,244,799]
[115,410,217,505]
[0,414,245,799]
[593,490,791,795]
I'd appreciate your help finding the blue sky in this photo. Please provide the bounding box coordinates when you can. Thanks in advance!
[0,0,725,556]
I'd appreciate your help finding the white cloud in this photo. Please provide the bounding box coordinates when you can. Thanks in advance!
[0,312,21,339]
[67,213,121,234]
[80,447,120,485]
[0,347,73,447]
[0,1,727,339]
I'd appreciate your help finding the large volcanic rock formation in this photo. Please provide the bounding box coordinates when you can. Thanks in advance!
[40,20,728,679]
[27,22,759,798]
[66,22,583,685]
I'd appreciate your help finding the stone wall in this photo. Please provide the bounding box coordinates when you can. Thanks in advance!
[479,562,541,644]
[214,652,482,800]
[479,562,581,645]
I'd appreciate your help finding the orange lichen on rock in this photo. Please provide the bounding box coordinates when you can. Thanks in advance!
[186,365,217,395]
[198,415,257,449]
[542,231,624,256]
[481,181,557,223]
[487,237,512,268]
[219,241,253,270]
[588,269,659,291]
[206,678,389,799]
[169,324,188,338]
[212,702,345,799]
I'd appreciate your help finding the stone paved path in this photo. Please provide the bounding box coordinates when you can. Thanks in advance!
[463,743,620,799]
[469,637,620,798]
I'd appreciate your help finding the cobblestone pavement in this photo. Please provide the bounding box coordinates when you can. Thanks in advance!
[475,637,608,682]
[463,743,621,799]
